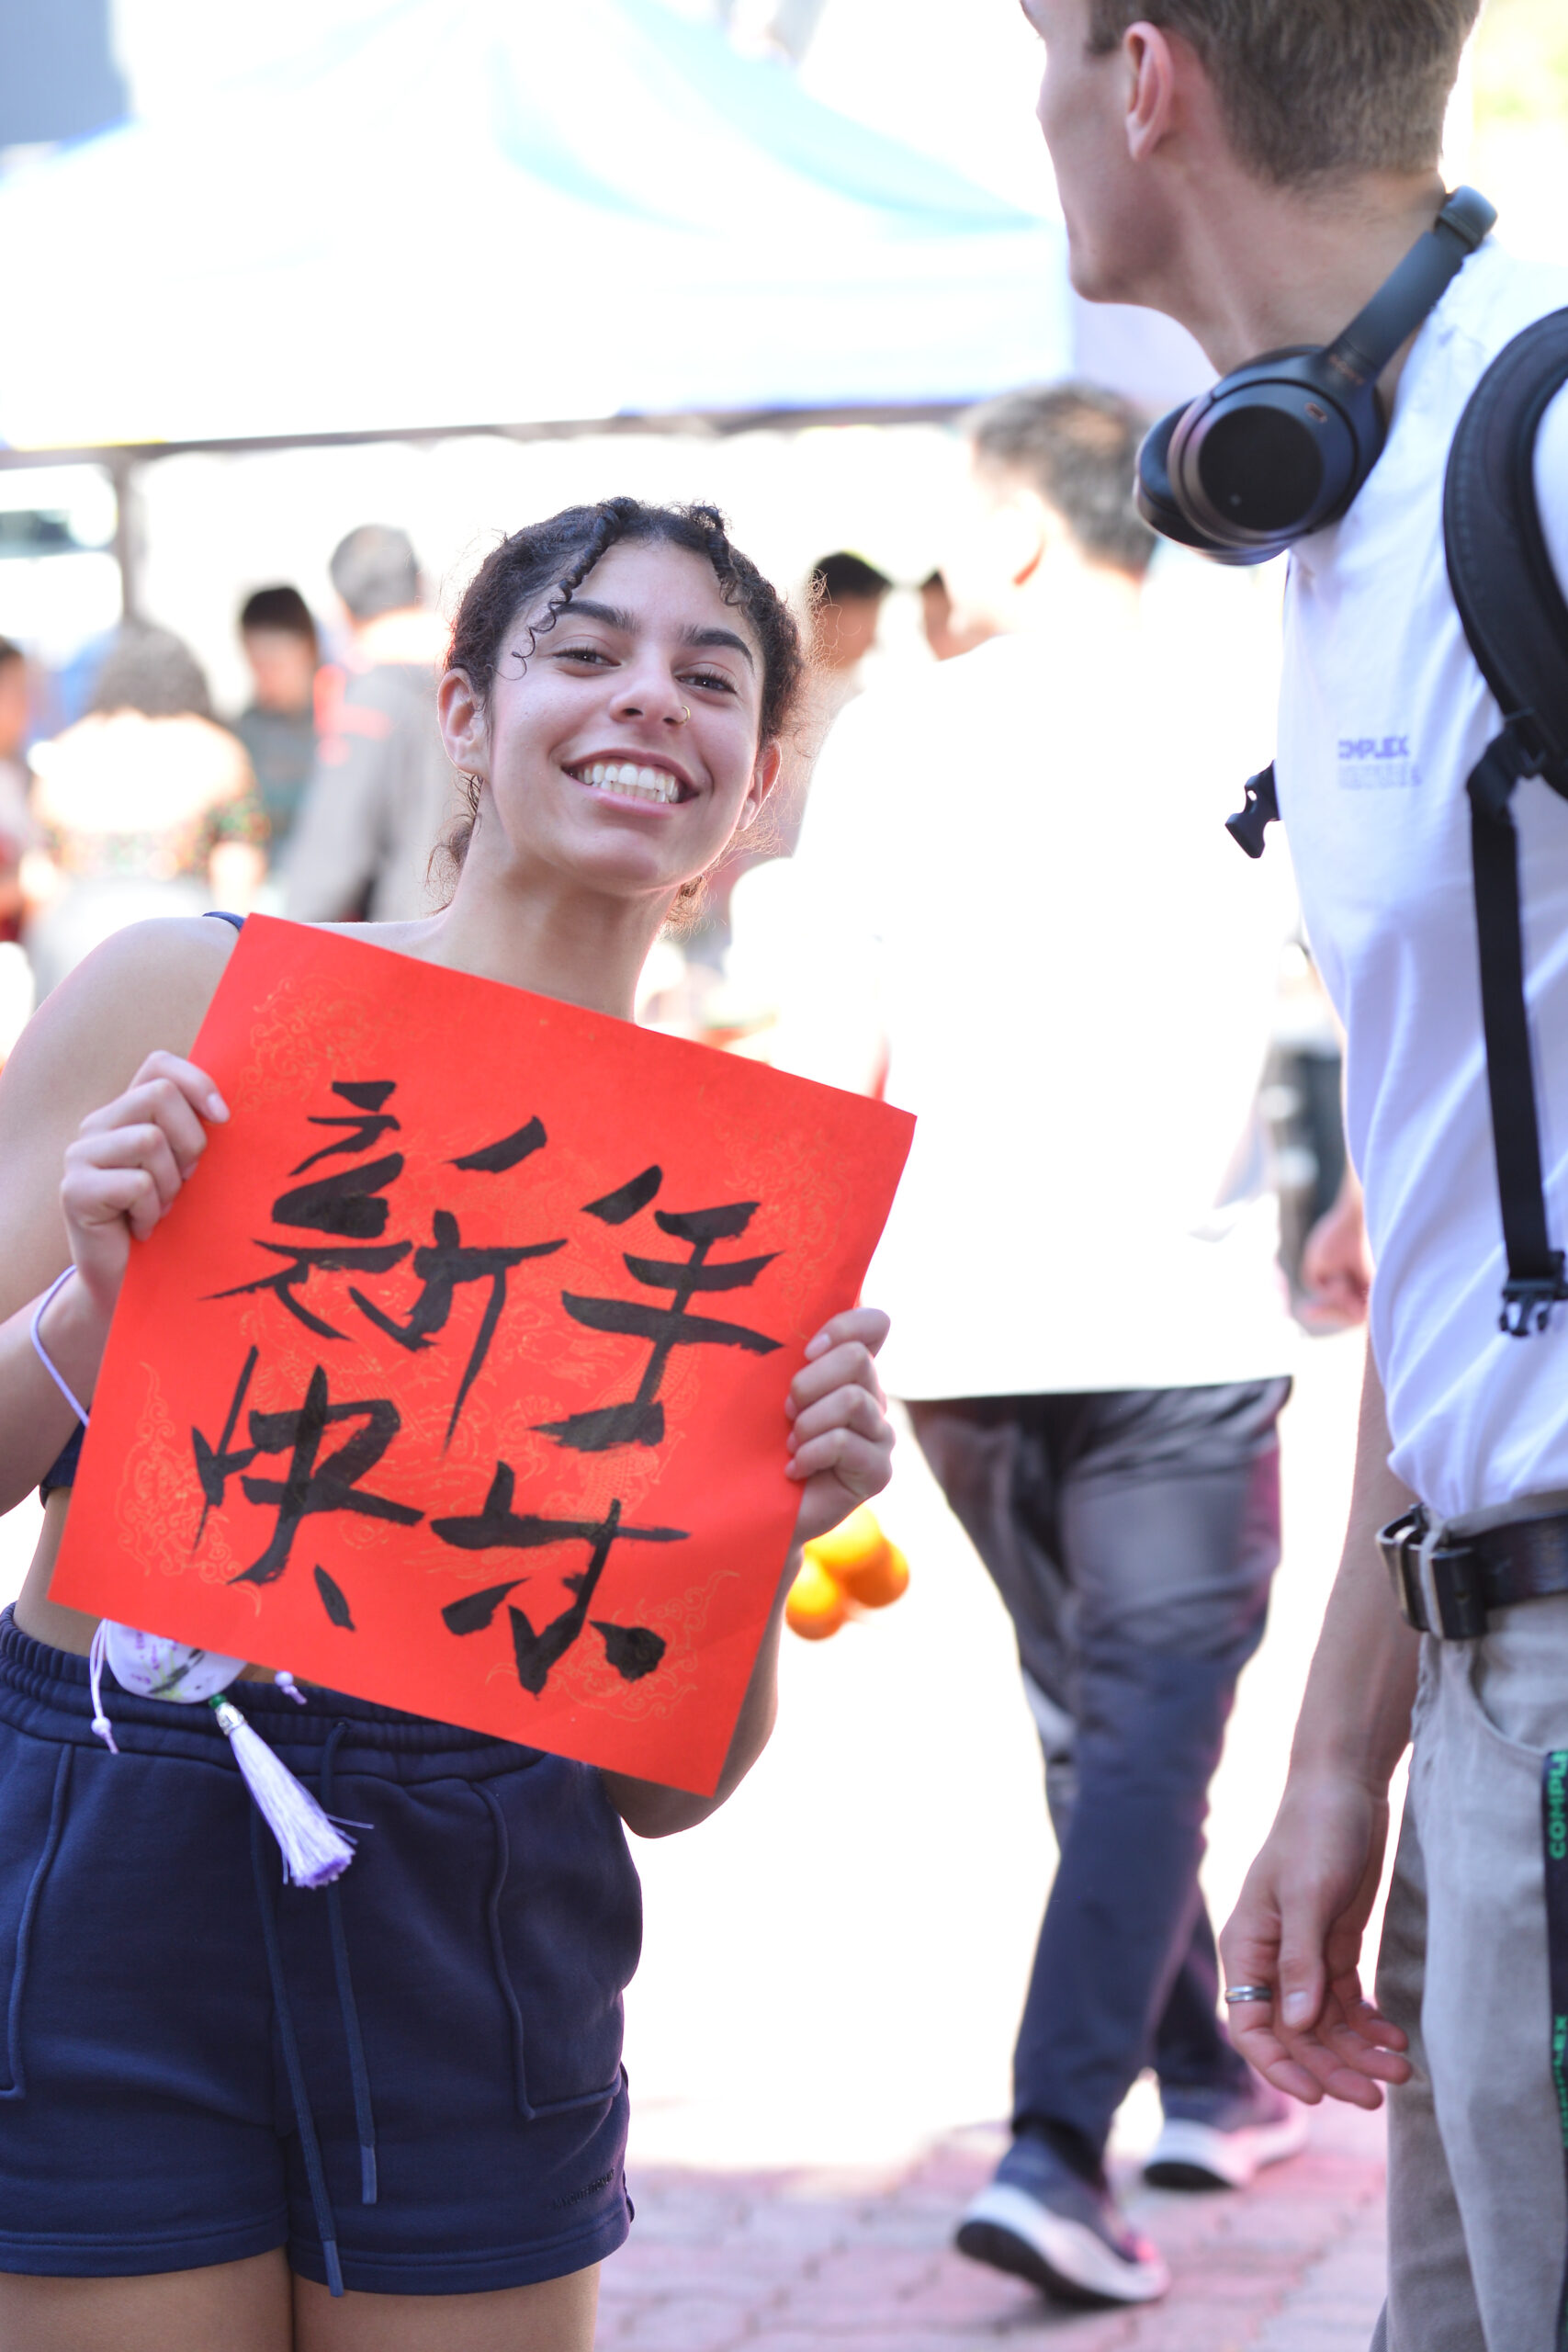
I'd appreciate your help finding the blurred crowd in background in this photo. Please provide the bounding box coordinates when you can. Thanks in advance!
[0,424,1351,1322]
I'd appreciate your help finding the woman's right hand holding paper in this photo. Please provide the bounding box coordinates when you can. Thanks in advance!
[59,1050,228,1327]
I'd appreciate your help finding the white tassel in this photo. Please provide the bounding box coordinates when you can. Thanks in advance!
[209,1698,355,1888]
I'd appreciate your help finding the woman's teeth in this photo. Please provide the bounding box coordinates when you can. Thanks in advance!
[575,761,682,804]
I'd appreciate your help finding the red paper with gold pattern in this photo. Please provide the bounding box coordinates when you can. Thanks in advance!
[51,918,912,1793]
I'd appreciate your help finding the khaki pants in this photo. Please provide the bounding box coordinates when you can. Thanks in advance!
[1371,1595,1568,2350]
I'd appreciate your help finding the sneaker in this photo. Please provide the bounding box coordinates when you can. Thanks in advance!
[1144,2077,1309,2189]
[956,2133,1170,2307]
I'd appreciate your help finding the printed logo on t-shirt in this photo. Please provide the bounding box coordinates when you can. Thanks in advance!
[1338,735,1421,791]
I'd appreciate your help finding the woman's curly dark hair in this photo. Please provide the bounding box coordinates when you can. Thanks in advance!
[439,497,805,887]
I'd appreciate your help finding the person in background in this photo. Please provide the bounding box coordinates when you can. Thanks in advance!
[0,639,33,944]
[21,623,265,998]
[775,386,1304,2309]
[231,586,320,864]
[919,568,998,663]
[282,525,457,922]
[807,549,891,685]
[751,548,893,865]
[683,548,896,971]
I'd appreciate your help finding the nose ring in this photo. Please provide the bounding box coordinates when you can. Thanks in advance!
[676,705,691,725]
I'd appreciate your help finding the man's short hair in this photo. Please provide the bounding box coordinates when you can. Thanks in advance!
[964,384,1156,580]
[809,551,893,605]
[240,583,318,649]
[329,525,422,622]
[1086,0,1480,187]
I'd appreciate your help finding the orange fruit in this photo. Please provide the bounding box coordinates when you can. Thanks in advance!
[785,1556,848,1641]
[835,1543,910,1611]
[805,1505,887,1577]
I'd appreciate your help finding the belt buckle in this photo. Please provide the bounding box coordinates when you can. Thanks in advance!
[1426,1536,1488,1639]
[1379,1509,1427,1631]
[1378,1508,1487,1640]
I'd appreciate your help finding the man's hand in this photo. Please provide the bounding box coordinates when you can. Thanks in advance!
[1302,1169,1371,1329]
[1222,1767,1411,2107]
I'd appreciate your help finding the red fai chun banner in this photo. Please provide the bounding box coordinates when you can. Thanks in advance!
[52,919,913,1794]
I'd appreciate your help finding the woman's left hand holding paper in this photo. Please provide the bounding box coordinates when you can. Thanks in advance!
[784,1305,893,1549]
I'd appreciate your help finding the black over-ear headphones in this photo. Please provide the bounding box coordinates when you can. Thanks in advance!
[1136,187,1497,565]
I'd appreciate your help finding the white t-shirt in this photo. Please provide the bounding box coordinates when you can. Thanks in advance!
[775,570,1299,1399]
[1278,241,1568,1519]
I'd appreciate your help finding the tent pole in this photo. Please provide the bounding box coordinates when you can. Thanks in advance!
[109,452,141,621]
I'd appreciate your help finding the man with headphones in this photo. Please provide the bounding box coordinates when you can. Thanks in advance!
[1017,3,1568,2346]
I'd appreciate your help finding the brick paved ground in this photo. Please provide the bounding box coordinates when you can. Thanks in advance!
[600,2100,1386,2349]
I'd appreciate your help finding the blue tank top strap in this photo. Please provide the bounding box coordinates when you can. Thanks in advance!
[39,1422,84,1499]
[40,911,243,1500]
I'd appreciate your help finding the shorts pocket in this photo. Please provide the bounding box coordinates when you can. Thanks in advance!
[479,1765,641,2122]
[1462,1597,1568,1757]
[0,1740,73,2099]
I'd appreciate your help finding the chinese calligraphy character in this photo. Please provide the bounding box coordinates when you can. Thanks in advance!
[192,1356,423,1587]
[434,1465,682,1693]
[209,1079,409,1332]
[538,1179,782,1452]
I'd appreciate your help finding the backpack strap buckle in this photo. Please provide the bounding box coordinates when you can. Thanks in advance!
[1225,762,1280,858]
[1501,1257,1568,1338]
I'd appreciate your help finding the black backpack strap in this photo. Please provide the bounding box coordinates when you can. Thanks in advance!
[1444,310,1568,1336]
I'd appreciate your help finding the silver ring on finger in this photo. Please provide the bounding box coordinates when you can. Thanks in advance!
[1224,1984,1273,2007]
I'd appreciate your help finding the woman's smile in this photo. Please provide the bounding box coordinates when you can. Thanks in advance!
[562,753,696,808]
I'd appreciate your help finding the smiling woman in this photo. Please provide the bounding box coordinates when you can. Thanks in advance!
[436,496,804,910]
[0,498,891,2352]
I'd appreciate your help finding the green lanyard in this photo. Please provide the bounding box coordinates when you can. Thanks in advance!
[1542,1751,1568,2349]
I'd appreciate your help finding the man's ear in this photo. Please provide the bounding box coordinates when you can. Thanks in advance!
[1005,487,1054,590]
[438,667,487,779]
[1123,21,1180,161]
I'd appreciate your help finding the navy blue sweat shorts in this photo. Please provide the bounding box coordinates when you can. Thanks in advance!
[0,1610,639,2295]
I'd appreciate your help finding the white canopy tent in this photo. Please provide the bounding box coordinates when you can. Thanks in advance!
[0,0,1070,458]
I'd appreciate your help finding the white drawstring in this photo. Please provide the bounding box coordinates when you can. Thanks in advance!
[87,1620,119,1754]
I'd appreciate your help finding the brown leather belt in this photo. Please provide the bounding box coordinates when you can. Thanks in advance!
[1380,1501,1568,1639]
